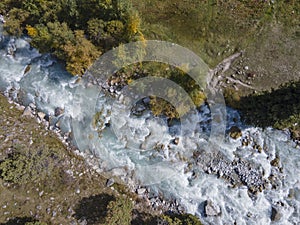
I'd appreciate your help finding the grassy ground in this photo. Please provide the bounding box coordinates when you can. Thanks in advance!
[133,0,299,68]
[133,0,269,67]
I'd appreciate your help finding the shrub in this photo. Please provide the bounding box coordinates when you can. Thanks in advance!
[104,196,133,225]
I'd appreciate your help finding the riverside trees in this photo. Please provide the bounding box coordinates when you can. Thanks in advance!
[0,0,140,75]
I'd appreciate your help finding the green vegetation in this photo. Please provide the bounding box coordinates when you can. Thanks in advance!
[133,0,300,67]
[104,196,133,225]
[0,0,144,75]
[112,62,207,118]
[0,149,54,185]
[160,214,203,225]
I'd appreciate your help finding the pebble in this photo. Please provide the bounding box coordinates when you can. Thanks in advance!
[15,105,25,111]
[137,188,146,195]
[29,103,36,109]
[75,188,81,194]
[106,178,115,187]
[37,112,46,120]
[22,107,33,117]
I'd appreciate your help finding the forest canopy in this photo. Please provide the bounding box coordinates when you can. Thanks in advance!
[0,0,143,75]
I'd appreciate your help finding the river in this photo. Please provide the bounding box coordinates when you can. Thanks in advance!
[0,21,300,224]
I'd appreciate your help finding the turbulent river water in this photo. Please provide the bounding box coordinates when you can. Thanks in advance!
[1,20,300,224]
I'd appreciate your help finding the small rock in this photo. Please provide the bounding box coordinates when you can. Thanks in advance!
[55,120,61,128]
[106,178,114,187]
[29,103,36,109]
[15,105,25,111]
[75,188,80,194]
[109,87,115,93]
[55,107,64,117]
[143,97,151,105]
[22,107,33,117]
[173,137,180,145]
[270,157,280,167]
[137,188,146,195]
[79,219,87,225]
[205,200,221,217]
[0,15,5,23]
[271,207,282,221]
[37,112,46,120]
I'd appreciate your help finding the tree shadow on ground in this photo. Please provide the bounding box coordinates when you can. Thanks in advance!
[227,81,300,134]
[74,193,115,224]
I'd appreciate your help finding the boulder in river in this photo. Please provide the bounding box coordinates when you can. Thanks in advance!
[55,107,64,117]
[23,64,31,76]
[229,126,242,139]
[271,207,282,221]
[173,137,180,145]
[205,199,221,217]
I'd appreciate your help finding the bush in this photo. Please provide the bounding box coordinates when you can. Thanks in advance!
[104,196,133,225]
[0,144,60,185]
[158,214,203,225]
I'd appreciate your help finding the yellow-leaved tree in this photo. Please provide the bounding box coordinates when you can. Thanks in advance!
[64,30,101,75]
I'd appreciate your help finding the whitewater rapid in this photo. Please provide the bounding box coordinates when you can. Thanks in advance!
[1,22,300,225]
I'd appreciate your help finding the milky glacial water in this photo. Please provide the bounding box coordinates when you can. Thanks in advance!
[1,22,300,225]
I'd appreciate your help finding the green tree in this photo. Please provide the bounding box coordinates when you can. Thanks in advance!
[0,145,58,185]
[87,18,107,45]
[63,30,101,75]
[4,8,29,36]
[103,196,133,225]
[159,214,203,225]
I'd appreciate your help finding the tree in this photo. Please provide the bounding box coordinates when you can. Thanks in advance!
[103,196,133,225]
[4,8,29,36]
[87,18,107,45]
[63,30,101,75]
[0,145,58,185]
